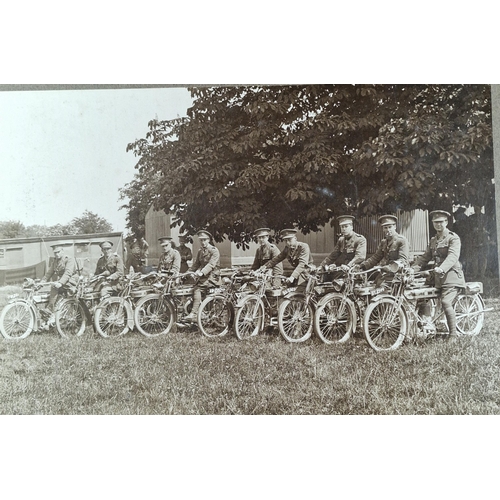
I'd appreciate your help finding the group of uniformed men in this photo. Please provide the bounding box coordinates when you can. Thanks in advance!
[41,209,465,337]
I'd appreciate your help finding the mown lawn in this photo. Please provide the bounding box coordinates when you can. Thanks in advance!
[1,291,499,415]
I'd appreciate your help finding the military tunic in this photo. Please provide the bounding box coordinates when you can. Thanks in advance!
[362,233,409,270]
[177,244,193,274]
[190,244,220,286]
[265,241,313,284]
[413,229,465,289]
[125,254,146,273]
[158,248,181,275]
[43,255,79,287]
[252,241,283,287]
[95,254,125,282]
[320,232,367,267]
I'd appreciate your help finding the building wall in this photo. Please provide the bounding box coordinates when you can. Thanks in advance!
[356,208,429,258]
[0,232,124,284]
[144,207,172,262]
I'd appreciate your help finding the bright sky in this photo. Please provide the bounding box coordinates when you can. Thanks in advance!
[0,86,193,233]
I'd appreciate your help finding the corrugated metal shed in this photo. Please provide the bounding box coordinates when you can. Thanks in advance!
[355,209,429,257]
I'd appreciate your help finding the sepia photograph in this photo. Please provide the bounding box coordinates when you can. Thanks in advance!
[1,84,498,417]
[2,7,499,496]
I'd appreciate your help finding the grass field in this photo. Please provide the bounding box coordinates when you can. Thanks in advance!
[1,285,499,414]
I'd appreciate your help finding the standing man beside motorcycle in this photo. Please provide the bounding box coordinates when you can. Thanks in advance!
[177,235,193,274]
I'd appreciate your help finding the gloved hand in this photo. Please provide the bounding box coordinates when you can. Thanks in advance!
[434,266,445,277]
[286,276,295,284]
[340,264,350,272]
[381,262,399,273]
[53,282,62,289]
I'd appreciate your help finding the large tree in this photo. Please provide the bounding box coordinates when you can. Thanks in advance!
[119,172,161,240]
[124,85,493,245]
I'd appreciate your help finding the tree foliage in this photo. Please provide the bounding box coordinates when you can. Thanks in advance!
[0,220,26,239]
[70,210,113,235]
[0,211,113,239]
[119,172,162,240]
[124,85,493,245]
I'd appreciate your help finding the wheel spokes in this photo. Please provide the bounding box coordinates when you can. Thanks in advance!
[368,302,402,349]
[282,301,311,340]
[319,299,350,341]
[100,303,125,336]
[4,304,32,338]
[138,300,171,334]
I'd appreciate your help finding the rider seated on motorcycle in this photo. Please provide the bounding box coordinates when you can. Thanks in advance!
[94,240,125,299]
[356,215,409,289]
[41,243,80,322]
[184,230,220,322]
[259,228,313,293]
[157,236,181,276]
[320,215,367,281]
[412,210,466,338]
[250,227,283,288]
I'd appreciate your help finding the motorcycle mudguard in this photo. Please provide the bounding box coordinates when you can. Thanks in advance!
[369,293,397,303]
[282,291,305,301]
[235,294,258,308]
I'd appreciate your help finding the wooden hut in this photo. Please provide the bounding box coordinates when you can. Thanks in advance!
[0,232,124,285]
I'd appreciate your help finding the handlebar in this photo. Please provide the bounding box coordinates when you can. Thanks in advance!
[326,265,384,276]
[176,271,197,279]
[413,268,444,279]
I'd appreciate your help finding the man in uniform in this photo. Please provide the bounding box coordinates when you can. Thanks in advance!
[94,240,125,298]
[452,207,470,275]
[251,228,283,287]
[412,210,466,338]
[320,215,367,278]
[468,206,490,280]
[359,215,410,274]
[358,214,409,283]
[185,230,220,321]
[157,236,181,276]
[260,228,314,290]
[125,238,148,273]
[41,244,80,319]
[177,235,193,274]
